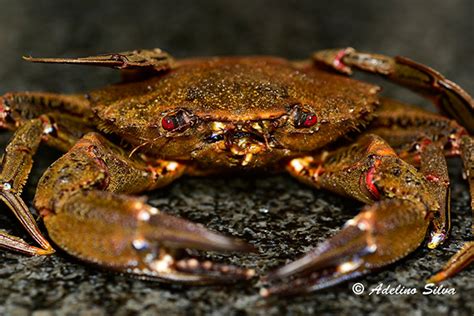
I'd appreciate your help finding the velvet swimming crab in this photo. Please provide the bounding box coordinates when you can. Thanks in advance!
[0,48,472,296]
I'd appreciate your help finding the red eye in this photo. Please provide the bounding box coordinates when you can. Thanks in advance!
[161,110,195,132]
[303,114,317,127]
[161,116,176,130]
[293,106,318,128]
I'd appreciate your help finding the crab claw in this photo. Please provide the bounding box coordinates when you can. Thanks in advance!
[128,210,258,284]
[41,192,256,284]
[260,199,431,296]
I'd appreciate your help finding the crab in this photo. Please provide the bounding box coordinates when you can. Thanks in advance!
[0,48,472,296]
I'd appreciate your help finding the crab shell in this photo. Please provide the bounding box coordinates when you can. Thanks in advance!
[89,57,380,168]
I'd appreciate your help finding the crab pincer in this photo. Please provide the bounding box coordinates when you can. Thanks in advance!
[261,199,430,296]
[42,192,257,284]
[34,133,256,284]
[261,135,447,296]
[95,203,257,283]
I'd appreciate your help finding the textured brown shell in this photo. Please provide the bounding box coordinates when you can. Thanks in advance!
[89,57,380,127]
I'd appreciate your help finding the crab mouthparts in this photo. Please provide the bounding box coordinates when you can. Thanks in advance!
[226,132,267,166]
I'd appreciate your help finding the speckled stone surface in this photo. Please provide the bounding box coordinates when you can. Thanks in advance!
[0,1,473,315]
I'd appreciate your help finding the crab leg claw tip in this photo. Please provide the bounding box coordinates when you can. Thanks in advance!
[427,241,474,284]
[22,48,172,72]
[0,191,54,254]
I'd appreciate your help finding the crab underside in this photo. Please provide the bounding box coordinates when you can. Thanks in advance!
[0,47,472,296]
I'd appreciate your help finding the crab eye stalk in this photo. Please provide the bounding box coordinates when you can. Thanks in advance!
[292,106,318,128]
[161,110,195,132]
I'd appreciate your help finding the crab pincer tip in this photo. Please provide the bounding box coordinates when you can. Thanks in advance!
[427,272,446,284]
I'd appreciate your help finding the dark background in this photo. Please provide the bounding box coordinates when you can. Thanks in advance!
[0,0,473,315]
